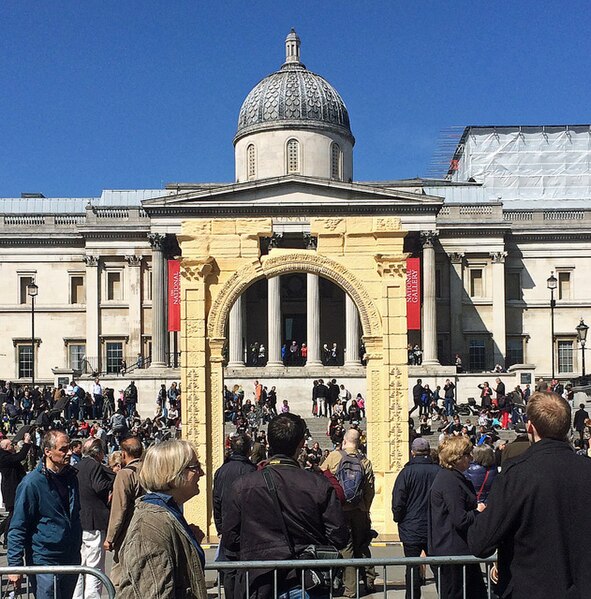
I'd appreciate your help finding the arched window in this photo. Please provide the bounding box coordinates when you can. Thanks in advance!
[286,138,300,174]
[247,144,256,180]
[331,142,342,180]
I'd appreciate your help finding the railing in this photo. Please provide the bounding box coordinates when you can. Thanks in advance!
[504,209,589,223]
[55,215,85,225]
[207,555,498,599]
[0,565,115,599]
[94,207,129,219]
[4,215,46,225]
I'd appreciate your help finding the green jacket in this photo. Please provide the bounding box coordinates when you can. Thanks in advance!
[117,501,207,599]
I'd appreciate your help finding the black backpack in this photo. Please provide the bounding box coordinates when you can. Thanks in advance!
[335,450,366,505]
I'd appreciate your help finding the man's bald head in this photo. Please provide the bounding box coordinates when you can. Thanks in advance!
[0,439,13,451]
[343,428,360,450]
[120,436,143,464]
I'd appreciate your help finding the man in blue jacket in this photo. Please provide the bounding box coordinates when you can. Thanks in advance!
[392,437,440,599]
[8,430,82,599]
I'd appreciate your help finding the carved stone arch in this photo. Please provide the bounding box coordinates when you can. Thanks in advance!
[207,250,382,340]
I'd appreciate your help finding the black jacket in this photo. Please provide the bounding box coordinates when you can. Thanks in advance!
[428,467,478,556]
[468,439,591,599]
[222,456,347,598]
[392,455,440,544]
[212,453,256,534]
[573,408,589,432]
[74,456,115,531]
[0,444,31,509]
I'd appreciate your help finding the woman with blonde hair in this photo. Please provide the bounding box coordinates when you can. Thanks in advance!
[428,436,487,599]
[117,439,207,599]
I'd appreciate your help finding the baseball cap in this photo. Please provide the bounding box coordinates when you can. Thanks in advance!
[411,438,430,452]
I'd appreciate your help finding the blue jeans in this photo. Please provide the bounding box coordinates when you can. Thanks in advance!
[445,398,455,416]
[32,573,78,599]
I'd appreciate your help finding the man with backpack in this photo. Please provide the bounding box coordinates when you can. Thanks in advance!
[321,428,376,597]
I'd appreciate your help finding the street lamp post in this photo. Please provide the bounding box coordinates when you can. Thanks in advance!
[26,282,38,388]
[547,272,557,380]
[576,318,588,380]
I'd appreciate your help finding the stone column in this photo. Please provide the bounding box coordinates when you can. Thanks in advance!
[490,251,507,366]
[148,233,167,368]
[345,294,360,366]
[228,295,244,367]
[421,232,440,365]
[449,252,465,360]
[267,276,283,366]
[83,255,100,373]
[306,273,322,366]
[125,255,143,364]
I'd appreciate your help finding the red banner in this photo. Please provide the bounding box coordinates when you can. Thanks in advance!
[168,260,181,332]
[406,257,421,330]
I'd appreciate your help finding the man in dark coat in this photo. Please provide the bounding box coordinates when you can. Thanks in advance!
[573,403,589,445]
[410,379,424,416]
[392,437,440,599]
[494,377,506,404]
[222,413,347,599]
[0,433,32,546]
[73,438,115,599]
[213,433,256,599]
[468,391,591,599]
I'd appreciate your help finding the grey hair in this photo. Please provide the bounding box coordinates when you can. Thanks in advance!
[82,438,104,458]
[42,430,70,453]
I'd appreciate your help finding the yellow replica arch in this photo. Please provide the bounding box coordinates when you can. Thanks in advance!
[178,216,409,538]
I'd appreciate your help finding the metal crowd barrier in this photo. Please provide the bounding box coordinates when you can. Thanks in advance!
[206,555,498,599]
[0,566,115,599]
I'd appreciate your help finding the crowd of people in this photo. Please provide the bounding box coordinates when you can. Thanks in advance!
[1,373,590,599]
[245,339,368,367]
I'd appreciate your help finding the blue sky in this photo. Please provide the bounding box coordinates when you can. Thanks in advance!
[2,1,590,197]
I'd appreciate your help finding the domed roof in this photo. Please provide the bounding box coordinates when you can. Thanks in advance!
[235,30,354,144]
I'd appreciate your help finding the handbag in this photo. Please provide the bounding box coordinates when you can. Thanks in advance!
[262,468,340,590]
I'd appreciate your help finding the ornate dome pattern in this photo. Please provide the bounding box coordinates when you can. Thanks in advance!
[235,32,353,143]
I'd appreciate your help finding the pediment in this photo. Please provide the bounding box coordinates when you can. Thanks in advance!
[142,175,443,213]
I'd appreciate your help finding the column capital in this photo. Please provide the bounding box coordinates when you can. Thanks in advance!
[125,255,143,267]
[148,232,166,250]
[449,251,465,264]
[83,255,99,267]
[182,258,214,282]
[303,233,317,250]
[490,251,507,264]
[267,233,283,249]
[420,231,439,247]
[375,254,406,278]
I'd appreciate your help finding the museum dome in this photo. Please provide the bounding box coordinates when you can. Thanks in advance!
[234,30,354,145]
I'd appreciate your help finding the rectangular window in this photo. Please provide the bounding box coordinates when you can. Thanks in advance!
[19,276,35,305]
[70,275,85,304]
[558,340,574,373]
[69,344,86,371]
[144,269,152,301]
[470,269,483,297]
[106,342,123,374]
[469,339,486,371]
[107,271,122,301]
[558,272,571,300]
[506,337,524,368]
[18,345,33,378]
[435,268,442,299]
[506,272,521,301]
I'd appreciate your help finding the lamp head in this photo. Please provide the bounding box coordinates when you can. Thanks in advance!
[576,318,589,345]
[546,272,558,291]
[27,282,39,298]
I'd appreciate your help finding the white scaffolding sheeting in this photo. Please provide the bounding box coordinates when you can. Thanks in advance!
[452,126,591,201]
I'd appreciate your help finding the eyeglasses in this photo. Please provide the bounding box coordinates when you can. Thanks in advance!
[185,464,203,473]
